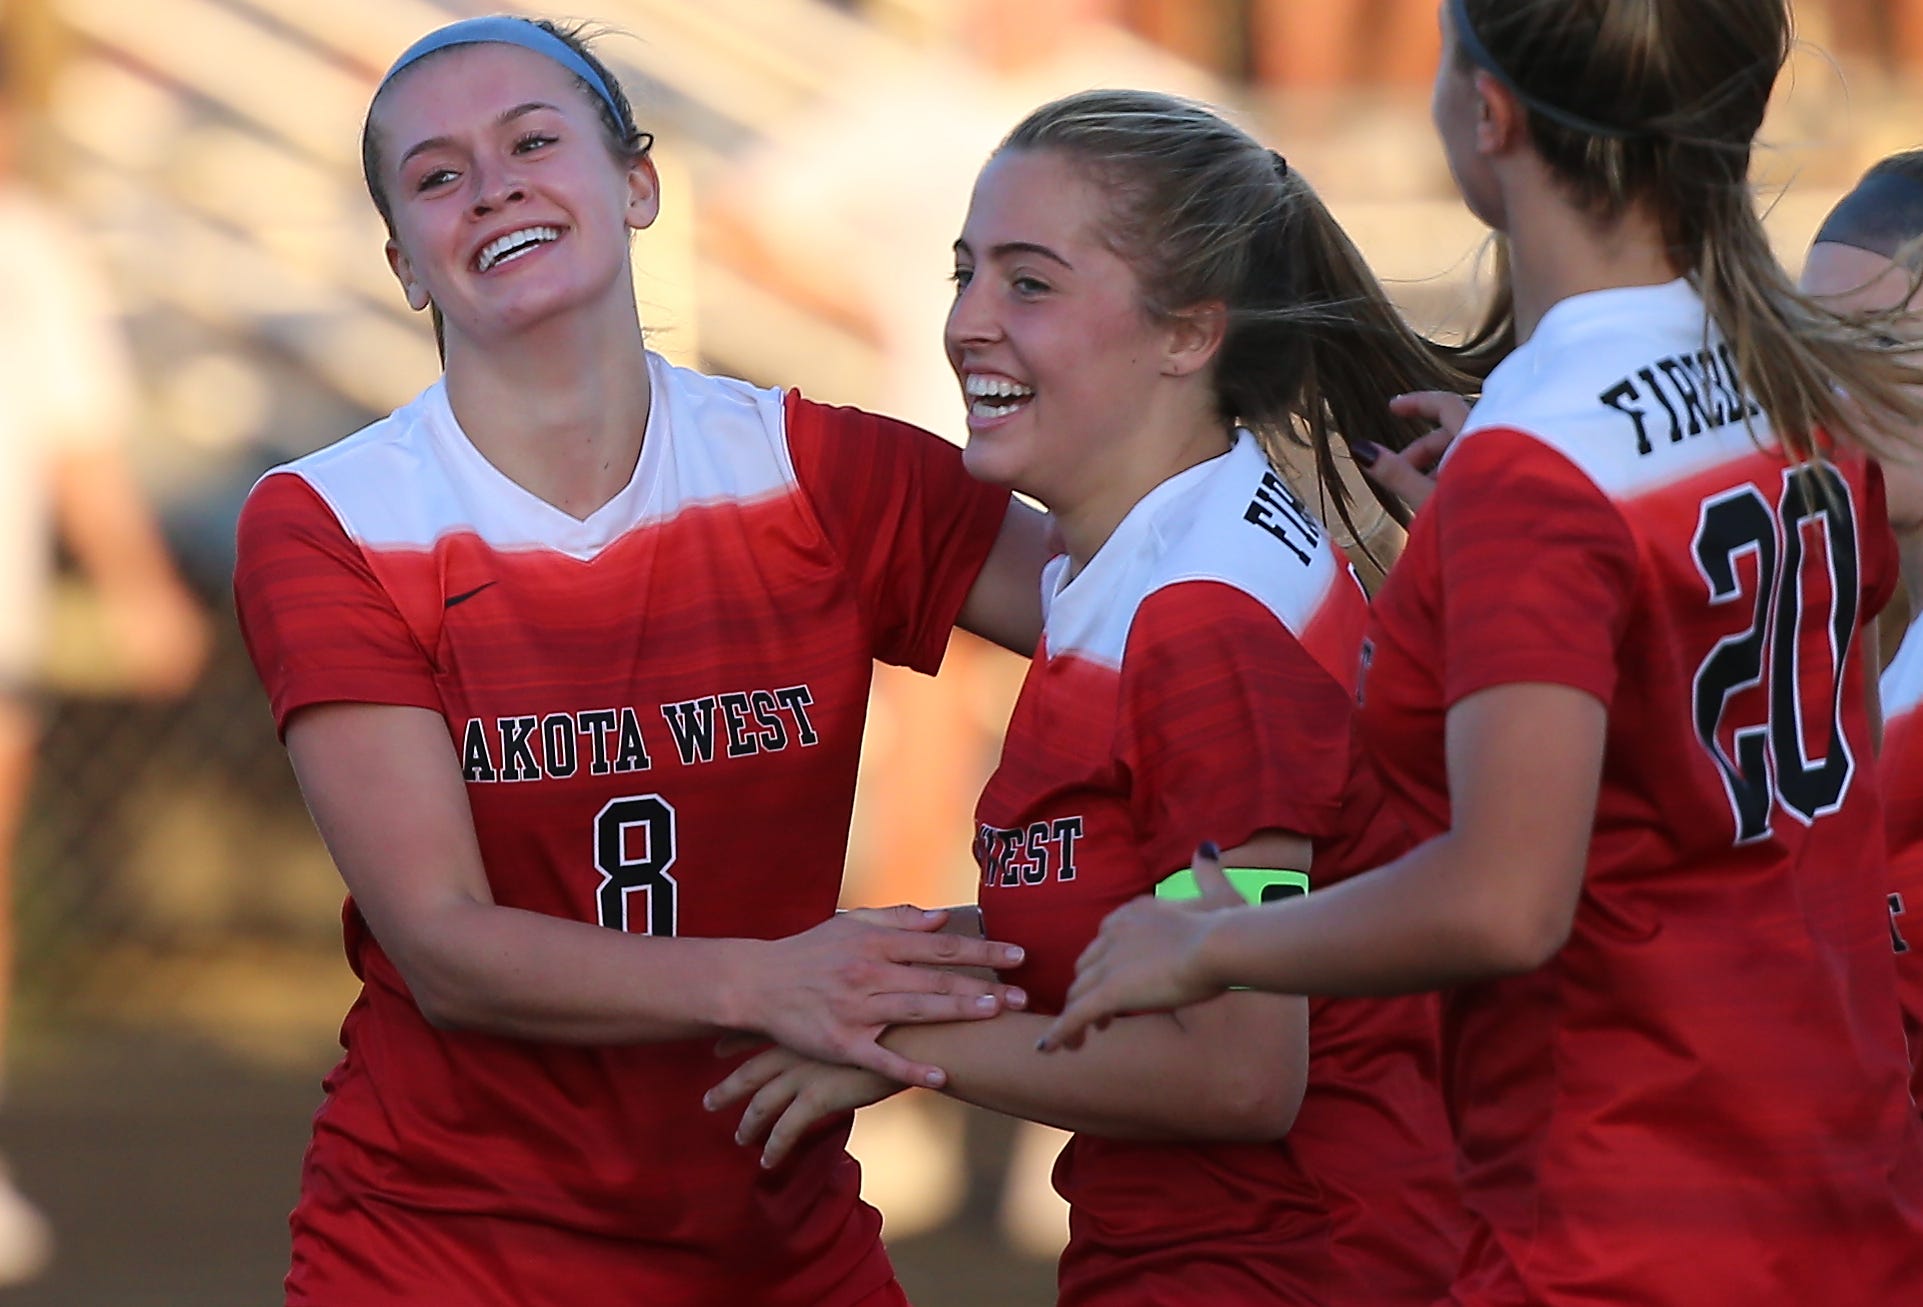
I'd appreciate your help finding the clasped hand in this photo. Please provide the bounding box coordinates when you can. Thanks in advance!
[745,905,1026,1090]
[705,1039,900,1169]
[1038,845,1243,1052]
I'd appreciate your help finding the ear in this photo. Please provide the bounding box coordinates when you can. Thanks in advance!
[1471,70,1528,156]
[386,238,432,312]
[1161,300,1228,379]
[625,152,663,232]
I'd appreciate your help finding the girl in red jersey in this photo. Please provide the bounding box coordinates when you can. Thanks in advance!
[1045,3,1923,1305]
[1799,150,1923,1111]
[232,16,1055,1307]
[709,89,1470,1305]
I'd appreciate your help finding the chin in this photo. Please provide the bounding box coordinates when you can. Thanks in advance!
[960,434,1028,490]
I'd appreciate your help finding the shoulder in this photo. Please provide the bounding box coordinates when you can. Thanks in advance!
[653,353,788,427]
[1147,438,1357,640]
[245,388,449,552]
[1460,281,1778,500]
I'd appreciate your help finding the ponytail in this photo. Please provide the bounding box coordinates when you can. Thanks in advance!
[1227,172,1477,548]
[1452,0,1923,463]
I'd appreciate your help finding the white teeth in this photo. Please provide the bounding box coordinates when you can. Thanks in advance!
[477,225,560,272]
[963,374,1035,400]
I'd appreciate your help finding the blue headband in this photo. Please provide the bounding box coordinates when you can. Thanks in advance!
[1448,0,1648,141]
[377,16,624,125]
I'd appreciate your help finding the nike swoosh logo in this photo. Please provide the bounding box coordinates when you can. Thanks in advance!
[444,581,498,609]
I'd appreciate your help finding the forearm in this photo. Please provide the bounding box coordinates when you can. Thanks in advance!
[1196,829,1566,997]
[884,993,1304,1140]
[398,897,756,1043]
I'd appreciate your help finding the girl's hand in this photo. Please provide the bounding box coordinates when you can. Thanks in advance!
[744,906,1027,1089]
[704,1044,903,1168]
[1038,845,1240,1052]
[1355,390,1473,514]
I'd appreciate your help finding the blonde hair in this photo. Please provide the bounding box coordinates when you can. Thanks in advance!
[1000,90,1475,541]
[1454,0,1923,462]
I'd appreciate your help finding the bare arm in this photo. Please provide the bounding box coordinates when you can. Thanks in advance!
[881,991,1304,1141]
[715,832,1310,1159]
[1045,684,1604,1047]
[287,701,1027,1085]
[957,499,1052,657]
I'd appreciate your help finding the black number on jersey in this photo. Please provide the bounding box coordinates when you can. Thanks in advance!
[593,794,678,935]
[1690,464,1860,845]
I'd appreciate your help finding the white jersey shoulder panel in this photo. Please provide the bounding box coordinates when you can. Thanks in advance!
[261,354,797,560]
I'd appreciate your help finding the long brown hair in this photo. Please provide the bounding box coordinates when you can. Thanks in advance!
[1000,90,1475,542]
[1454,0,1923,461]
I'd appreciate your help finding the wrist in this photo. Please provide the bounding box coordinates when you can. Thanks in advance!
[706,937,766,1032]
[1187,915,1228,996]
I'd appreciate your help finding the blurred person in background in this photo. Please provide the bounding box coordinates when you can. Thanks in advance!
[711,88,1470,1305]
[1045,1,1923,1302]
[0,35,208,1287]
[233,18,1051,1305]
[1799,149,1923,1111]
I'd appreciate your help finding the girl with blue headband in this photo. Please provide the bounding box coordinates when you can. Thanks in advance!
[1044,2,1923,1304]
[233,16,1051,1305]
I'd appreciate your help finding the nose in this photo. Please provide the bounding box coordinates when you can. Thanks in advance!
[469,161,526,217]
[945,272,1000,353]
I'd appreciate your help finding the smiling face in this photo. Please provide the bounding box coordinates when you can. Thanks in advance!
[944,148,1183,502]
[369,42,658,346]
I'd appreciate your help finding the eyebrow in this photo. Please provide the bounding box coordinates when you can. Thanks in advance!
[397,101,563,169]
[953,238,1076,272]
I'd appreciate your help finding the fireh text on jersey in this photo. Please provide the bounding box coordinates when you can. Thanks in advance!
[457,685,819,782]
[1599,343,1764,456]
[1243,469,1324,565]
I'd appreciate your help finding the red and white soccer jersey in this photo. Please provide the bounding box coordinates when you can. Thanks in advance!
[233,353,1009,1307]
[1362,279,1923,1306]
[975,434,1462,1305]
[1881,615,1923,1107]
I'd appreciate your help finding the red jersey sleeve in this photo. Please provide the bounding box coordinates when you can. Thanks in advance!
[1435,429,1640,709]
[1119,581,1355,877]
[233,472,440,736]
[782,393,1011,673]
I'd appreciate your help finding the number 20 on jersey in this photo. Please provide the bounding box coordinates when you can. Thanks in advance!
[1691,463,1860,845]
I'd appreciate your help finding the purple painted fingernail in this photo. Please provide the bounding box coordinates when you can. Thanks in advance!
[1351,441,1381,468]
[1199,840,1221,860]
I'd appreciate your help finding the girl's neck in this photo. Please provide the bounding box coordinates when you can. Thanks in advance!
[1051,414,1233,578]
[442,292,654,521]
[1502,176,1679,344]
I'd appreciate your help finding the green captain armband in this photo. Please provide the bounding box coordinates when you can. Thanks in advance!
[1154,867,1309,906]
